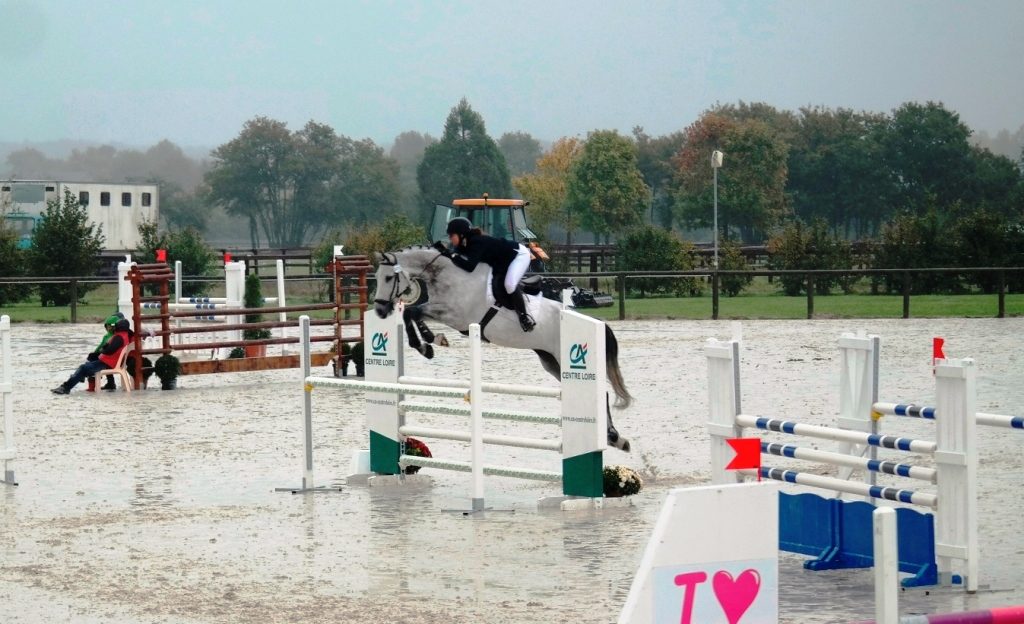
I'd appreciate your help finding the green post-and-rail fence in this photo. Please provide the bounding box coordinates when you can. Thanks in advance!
[2,267,1023,323]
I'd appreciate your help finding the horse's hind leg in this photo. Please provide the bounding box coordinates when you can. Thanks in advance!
[536,350,630,453]
[606,394,630,453]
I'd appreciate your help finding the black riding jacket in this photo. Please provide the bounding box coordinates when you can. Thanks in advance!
[450,232,518,275]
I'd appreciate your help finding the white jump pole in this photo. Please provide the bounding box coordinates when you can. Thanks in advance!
[274,315,340,494]
[874,507,899,624]
[276,259,287,353]
[1,315,15,486]
[174,260,183,303]
[301,315,313,488]
[469,323,485,512]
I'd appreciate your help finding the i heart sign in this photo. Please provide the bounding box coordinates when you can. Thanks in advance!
[712,569,761,624]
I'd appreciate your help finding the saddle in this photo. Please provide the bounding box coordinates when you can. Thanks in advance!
[490,274,543,309]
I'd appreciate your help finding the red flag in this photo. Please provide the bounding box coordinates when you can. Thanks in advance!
[223,252,232,264]
[155,249,166,263]
[933,337,945,374]
[725,438,761,480]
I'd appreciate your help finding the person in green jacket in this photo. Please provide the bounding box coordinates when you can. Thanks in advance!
[88,314,123,391]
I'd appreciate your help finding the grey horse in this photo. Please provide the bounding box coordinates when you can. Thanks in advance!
[372,246,632,451]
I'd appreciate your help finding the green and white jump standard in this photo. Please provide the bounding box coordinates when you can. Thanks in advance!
[306,305,608,509]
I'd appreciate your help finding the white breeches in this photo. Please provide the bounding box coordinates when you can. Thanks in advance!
[504,245,531,294]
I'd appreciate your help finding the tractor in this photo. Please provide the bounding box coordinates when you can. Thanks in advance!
[429,194,614,308]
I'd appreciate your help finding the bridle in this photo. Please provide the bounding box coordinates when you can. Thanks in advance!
[373,250,447,308]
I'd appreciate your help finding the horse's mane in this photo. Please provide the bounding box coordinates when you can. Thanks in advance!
[384,244,485,284]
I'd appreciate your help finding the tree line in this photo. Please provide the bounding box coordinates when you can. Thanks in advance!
[3,98,1023,269]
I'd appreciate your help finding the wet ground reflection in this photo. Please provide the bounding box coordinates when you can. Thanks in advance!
[1,319,1022,622]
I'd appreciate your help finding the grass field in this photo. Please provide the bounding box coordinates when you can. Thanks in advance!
[584,293,1022,321]
[2,282,1020,323]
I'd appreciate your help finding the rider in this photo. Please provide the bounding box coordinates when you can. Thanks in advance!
[438,217,536,332]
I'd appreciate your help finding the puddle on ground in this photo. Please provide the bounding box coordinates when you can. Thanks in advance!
[1,318,1023,622]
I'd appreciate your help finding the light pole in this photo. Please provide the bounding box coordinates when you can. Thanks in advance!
[711,150,723,268]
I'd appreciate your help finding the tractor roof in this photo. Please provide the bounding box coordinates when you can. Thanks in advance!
[452,197,526,207]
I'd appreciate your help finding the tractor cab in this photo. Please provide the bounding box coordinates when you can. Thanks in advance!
[428,194,613,307]
[430,195,549,271]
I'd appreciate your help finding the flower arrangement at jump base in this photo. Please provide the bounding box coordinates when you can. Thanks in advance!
[402,437,432,474]
[603,465,643,497]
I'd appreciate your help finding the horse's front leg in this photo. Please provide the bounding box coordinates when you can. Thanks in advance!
[402,306,434,359]
[406,305,450,349]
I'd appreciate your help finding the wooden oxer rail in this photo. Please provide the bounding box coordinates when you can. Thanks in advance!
[124,256,372,389]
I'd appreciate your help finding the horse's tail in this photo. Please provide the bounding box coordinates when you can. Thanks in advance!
[605,324,632,409]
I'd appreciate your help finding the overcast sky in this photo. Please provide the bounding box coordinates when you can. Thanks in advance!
[1,0,1021,149]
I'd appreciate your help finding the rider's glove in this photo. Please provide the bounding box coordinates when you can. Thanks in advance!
[432,241,451,257]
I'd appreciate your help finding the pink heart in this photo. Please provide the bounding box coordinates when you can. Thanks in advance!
[712,569,761,624]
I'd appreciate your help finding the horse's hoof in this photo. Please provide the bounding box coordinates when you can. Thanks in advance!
[435,334,449,347]
[608,434,631,453]
[421,344,434,359]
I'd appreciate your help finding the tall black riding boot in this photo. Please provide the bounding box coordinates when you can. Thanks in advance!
[510,287,535,332]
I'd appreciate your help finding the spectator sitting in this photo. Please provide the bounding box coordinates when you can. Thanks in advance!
[91,313,124,391]
[52,319,133,395]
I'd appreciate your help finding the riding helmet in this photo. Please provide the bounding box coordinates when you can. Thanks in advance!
[446,217,472,237]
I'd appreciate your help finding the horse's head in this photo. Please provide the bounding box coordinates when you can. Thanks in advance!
[372,252,411,318]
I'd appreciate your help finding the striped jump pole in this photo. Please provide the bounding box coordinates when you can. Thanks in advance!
[761,442,936,483]
[735,415,937,454]
[747,467,937,507]
[707,333,981,592]
[1,315,15,486]
[874,402,1024,430]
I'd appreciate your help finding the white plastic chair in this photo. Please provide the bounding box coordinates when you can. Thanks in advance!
[92,343,134,393]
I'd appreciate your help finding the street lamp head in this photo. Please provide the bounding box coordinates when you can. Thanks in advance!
[711,150,724,169]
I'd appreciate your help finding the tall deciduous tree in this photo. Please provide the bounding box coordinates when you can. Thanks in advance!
[206,117,299,247]
[566,130,649,242]
[967,146,1023,217]
[157,180,209,232]
[417,99,511,205]
[29,189,104,306]
[882,102,975,212]
[390,131,436,216]
[512,137,582,243]
[787,107,895,238]
[498,131,543,177]
[633,127,685,228]
[330,138,401,225]
[673,112,789,243]
[206,117,399,247]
